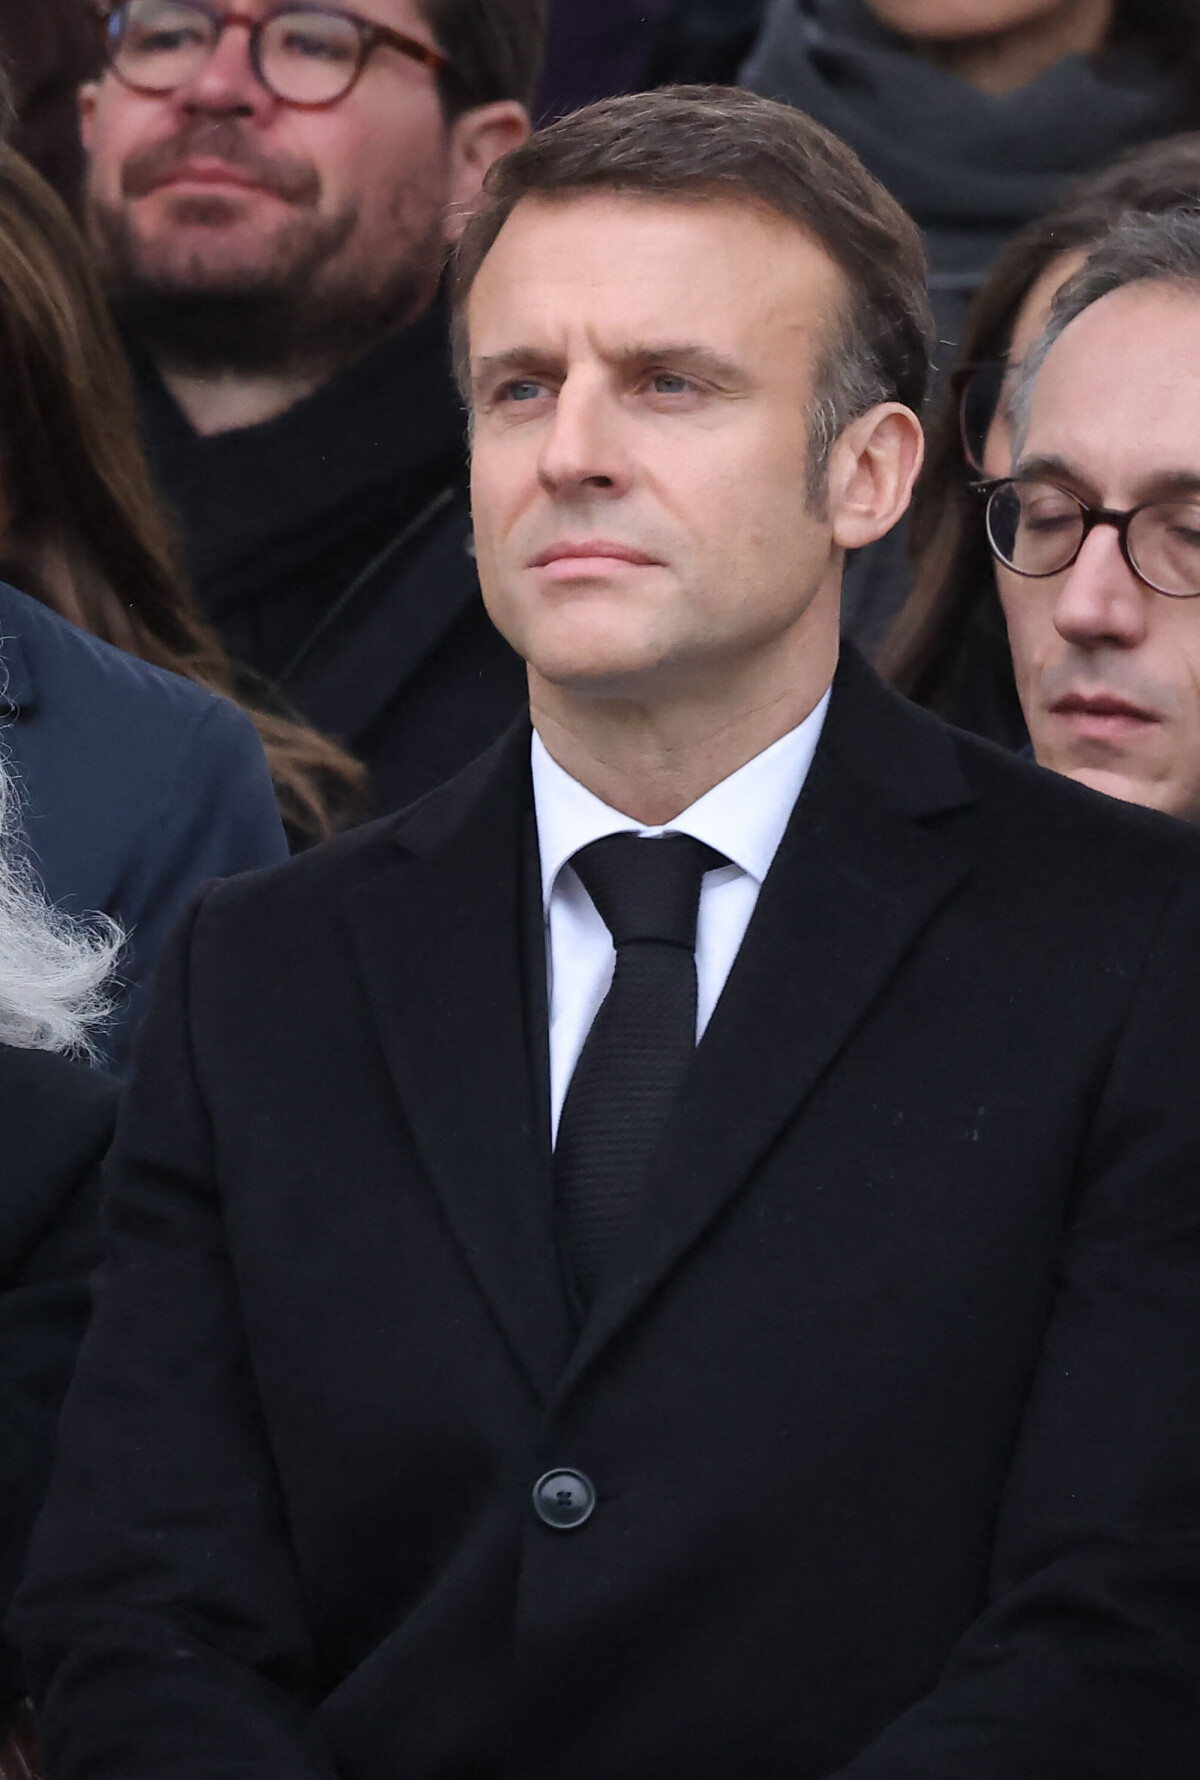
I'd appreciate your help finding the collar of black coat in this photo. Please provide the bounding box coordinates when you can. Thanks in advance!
[386,644,974,865]
[342,647,977,1401]
[128,299,467,618]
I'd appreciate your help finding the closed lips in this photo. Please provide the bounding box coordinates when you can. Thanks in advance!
[529,542,660,566]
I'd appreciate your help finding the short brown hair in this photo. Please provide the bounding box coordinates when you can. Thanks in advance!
[423,0,548,112]
[451,86,933,485]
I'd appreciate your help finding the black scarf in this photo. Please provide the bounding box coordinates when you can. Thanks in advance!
[741,0,1183,302]
[132,303,468,680]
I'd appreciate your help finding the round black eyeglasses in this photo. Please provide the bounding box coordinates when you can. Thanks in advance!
[978,477,1200,600]
[97,0,467,109]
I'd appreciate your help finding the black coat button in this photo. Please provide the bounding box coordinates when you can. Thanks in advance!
[532,1468,597,1529]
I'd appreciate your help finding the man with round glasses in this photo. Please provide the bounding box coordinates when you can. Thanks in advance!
[78,0,544,821]
[989,204,1200,824]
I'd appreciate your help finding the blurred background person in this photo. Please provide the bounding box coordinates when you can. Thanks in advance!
[741,1,1200,354]
[0,752,121,1769]
[883,133,1200,746]
[983,205,1200,822]
[0,139,336,1067]
[80,0,546,819]
[0,142,362,837]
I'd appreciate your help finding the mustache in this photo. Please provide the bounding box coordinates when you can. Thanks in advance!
[121,119,320,206]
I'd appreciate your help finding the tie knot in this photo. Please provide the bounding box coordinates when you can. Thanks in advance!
[570,832,727,951]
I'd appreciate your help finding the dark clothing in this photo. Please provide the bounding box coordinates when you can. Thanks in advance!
[17,650,1200,1779]
[0,0,103,214]
[535,0,674,119]
[0,580,287,1071]
[0,1043,118,1715]
[742,0,1182,354]
[133,311,527,821]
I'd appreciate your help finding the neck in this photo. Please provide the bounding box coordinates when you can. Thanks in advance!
[159,364,329,436]
[916,0,1113,95]
[530,625,839,827]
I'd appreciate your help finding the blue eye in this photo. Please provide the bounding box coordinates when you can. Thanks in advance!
[651,372,690,395]
[503,380,546,402]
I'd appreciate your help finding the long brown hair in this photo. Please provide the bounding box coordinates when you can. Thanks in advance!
[0,142,364,838]
[881,133,1200,727]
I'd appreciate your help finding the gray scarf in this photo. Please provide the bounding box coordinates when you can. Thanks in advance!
[741,0,1182,299]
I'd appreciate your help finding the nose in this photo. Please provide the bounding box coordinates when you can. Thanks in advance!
[1052,523,1150,652]
[537,372,633,501]
[171,19,275,121]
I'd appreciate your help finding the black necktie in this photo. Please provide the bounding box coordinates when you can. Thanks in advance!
[554,831,727,1309]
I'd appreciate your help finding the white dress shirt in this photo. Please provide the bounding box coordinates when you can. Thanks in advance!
[533,690,831,1141]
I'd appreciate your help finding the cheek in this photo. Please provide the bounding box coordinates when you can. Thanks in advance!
[324,96,447,208]
[995,571,1052,682]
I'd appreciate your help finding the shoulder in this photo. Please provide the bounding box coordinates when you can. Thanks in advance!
[0,579,235,735]
[0,583,284,893]
[190,723,521,936]
[949,720,1200,883]
[831,648,1200,891]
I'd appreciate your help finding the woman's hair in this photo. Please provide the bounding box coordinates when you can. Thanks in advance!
[0,752,122,1056]
[880,132,1200,720]
[0,143,364,839]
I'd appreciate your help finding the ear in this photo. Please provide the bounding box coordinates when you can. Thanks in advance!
[78,82,100,153]
[826,403,925,550]
[444,102,530,240]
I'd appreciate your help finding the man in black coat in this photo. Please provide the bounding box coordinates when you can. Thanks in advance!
[15,90,1200,1778]
[77,0,546,819]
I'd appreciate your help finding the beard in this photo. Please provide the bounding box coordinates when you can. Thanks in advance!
[88,118,448,377]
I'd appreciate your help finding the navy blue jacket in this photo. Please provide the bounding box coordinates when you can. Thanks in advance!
[0,581,287,1069]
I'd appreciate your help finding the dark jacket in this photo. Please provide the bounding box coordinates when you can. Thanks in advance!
[0,580,287,1070]
[0,1043,118,1716]
[16,651,1200,1778]
[134,310,528,823]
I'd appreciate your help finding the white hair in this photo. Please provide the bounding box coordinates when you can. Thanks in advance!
[0,748,123,1057]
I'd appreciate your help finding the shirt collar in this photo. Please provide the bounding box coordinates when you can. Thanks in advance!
[532,688,831,915]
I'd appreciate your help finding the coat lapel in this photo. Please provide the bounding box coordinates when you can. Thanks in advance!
[343,725,575,1401]
[554,654,978,1402]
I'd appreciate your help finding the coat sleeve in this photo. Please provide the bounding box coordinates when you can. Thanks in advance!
[103,697,287,1075]
[10,893,338,1780]
[832,858,1200,1779]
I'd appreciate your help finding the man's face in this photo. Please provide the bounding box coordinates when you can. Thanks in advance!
[466,192,851,709]
[82,0,520,369]
[999,283,1200,822]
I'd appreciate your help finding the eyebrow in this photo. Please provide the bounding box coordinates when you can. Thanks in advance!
[1014,453,1200,504]
[471,342,748,388]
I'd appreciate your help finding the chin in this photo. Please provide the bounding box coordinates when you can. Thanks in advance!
[504,605,670,692]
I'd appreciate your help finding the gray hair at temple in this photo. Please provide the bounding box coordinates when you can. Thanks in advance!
[0,749,122,1055]
[1011,205,1200,460]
